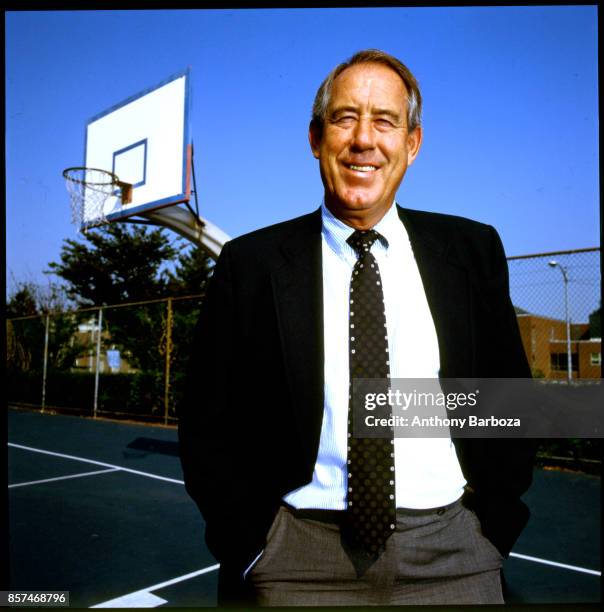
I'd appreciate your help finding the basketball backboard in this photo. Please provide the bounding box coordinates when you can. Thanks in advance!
[81,69,191,228]
[66,68,230,259]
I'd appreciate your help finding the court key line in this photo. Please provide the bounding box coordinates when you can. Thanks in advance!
[9,468,120,489]
[90,564,221,608]
[8,443,184,485]
[9,443,601,581]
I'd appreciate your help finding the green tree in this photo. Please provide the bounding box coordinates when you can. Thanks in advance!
[588,304,601,339]
[48,224,178,371]
[168,242,214,296]
[6,281,39,318]
[165,244,215,412]
[47,224,213,373]
[7,282,40,371]
[47,224,178,306]
[6,281,82,372]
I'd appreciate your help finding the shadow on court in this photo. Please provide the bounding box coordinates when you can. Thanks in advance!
[7,407,601,607]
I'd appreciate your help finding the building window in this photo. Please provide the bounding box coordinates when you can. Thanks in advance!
[590,352,602,366]
[550,352,578,371]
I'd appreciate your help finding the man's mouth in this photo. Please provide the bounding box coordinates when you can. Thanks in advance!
[345,163,378,172]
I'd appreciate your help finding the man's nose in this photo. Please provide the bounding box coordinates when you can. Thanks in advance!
[350,117,375,150]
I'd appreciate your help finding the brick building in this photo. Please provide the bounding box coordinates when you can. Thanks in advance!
[516,312,601,379]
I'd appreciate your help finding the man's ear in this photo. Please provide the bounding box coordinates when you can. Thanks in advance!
[406,126,423,166]
[309,120,322,159]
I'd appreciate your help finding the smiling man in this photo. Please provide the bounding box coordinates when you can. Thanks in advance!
[179,49,535,607]
[310,60,422,230]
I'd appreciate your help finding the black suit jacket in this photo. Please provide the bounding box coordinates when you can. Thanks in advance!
[178,205,535,592]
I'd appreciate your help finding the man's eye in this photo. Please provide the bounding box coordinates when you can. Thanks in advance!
[375,118,395,128]
[334,115,356,125]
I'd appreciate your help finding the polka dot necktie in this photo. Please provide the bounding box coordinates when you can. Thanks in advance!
[343,229,396,569]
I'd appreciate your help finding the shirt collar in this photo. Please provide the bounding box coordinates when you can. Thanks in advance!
[321,200,405,261]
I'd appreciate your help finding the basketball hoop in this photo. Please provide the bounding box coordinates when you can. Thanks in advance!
[63,167,132,229]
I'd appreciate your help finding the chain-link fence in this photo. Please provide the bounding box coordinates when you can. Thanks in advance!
[508,247,601,381]
[6,248,601,424]
[507,247,601,470]
[6,294,203,424]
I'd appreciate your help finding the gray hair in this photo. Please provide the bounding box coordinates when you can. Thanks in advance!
[311,49,422,134]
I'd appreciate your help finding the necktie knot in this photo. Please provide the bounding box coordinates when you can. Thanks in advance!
[347,229,384,257]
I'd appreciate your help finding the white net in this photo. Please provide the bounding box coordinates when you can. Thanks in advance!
[63,167,118,228]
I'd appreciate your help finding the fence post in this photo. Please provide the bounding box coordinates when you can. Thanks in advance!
[164,298,173,426]
[41,313,50,413]
[93,307,103,419]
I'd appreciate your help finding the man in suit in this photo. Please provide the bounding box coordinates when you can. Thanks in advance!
[178,49,535,606]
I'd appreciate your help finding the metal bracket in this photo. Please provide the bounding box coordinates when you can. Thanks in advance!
[134,206,230,260]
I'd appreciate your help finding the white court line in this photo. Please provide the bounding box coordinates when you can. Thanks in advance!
[90,564,221,608]
[9,468,120,489]
[90,553,601,608]
[510,552,601,576]
[8,443,184,485]
[9,444,600,583]
[90,554,600,609]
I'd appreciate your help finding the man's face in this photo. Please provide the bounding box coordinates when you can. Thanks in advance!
[309,62,422,229]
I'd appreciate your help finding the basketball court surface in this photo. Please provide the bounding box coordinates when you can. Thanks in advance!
[7,407,601,608]
[4,33,591,610]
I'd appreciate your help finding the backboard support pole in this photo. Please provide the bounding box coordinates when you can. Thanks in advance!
[123,205,230,260]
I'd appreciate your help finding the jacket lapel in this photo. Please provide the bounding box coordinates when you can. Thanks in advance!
[270,210,325,472]
[397,207,475,378]
[269,205,475,472]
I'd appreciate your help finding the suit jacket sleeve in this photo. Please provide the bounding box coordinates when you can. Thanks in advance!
[455,223,537,558]
[177,241,280,575]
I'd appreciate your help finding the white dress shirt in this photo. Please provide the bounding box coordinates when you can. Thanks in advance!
[283,202,466,510]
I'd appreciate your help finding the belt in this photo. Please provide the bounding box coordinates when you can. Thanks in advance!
[395,499,460,516]
[281,501,345,524]
[281,498,461,523]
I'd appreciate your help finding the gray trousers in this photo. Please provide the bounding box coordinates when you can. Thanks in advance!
[246,499,504,606]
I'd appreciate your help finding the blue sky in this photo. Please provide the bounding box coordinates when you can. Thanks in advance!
[6,7,600,316]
